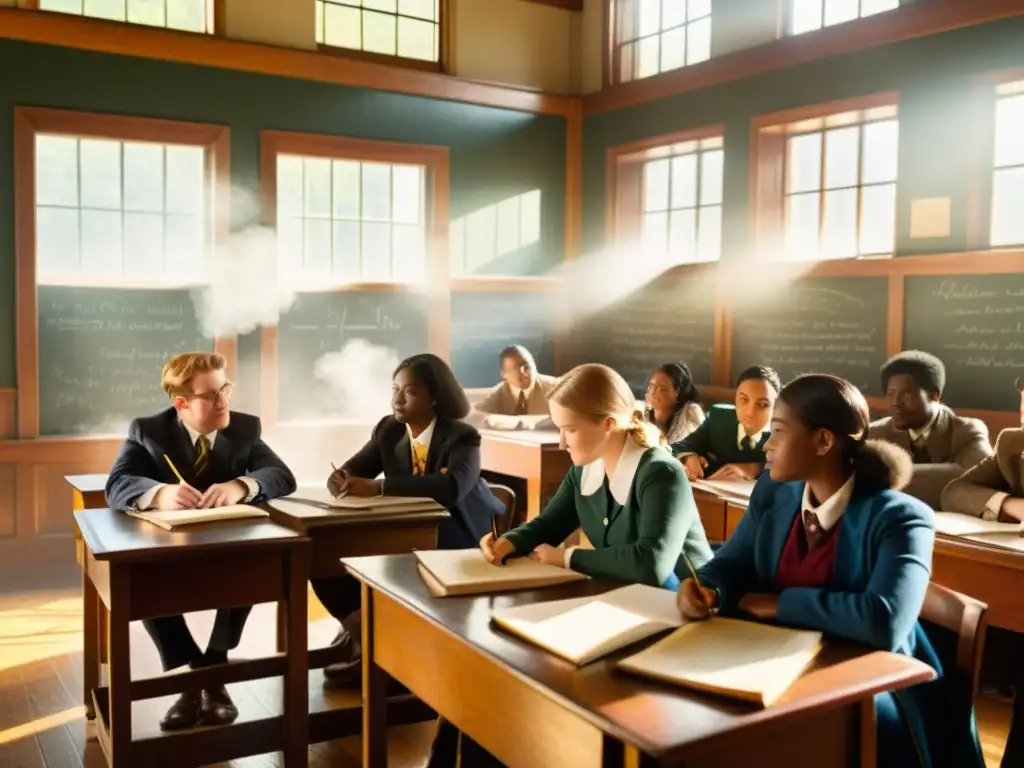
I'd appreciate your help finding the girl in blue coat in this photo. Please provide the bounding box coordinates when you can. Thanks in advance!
[677,373,985,768]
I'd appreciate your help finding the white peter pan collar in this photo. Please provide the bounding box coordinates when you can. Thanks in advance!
[579,437,648,505]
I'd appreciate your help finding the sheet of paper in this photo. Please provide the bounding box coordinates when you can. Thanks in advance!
[414,548,585,588]
[963,533,1024,551]
[692,479,756,501]
[285,487,437,510]
[933,511,1022,537]
[129,505,268,528]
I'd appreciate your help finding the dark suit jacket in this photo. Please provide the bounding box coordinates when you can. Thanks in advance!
[342,416,504,547]
[105,407,297,511]
[670,404,770,476]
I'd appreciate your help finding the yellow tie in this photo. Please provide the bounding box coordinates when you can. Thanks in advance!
[194,434,210,478]
[411,442,428,476]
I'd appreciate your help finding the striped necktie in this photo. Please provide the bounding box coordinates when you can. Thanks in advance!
[194,434,211,479]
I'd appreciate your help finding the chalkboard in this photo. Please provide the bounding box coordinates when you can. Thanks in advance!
[730,277,888,394]
[38,286,212,436]
[450,292,558,388]
[565,276,716,395]
[904,274,1024,411]
[277,290,429,421]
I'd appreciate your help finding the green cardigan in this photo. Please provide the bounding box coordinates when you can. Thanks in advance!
[503,443,713,588]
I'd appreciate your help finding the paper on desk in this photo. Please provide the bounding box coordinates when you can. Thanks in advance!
[483,414,552,431]
[285,487,437,510]
[414,548,586,596]
[691,479,756,501]
[933,511,1023,537]
[126,505,268,531]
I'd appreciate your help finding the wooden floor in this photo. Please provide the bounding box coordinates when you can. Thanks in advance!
[0,584,1014,767]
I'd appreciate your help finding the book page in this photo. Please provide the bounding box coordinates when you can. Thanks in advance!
[129,505,268,529]
[933,511,1022,537]
[284,487,438,510]
[414,548,586,592]
[691,479,756,501]
[618,618,821,706]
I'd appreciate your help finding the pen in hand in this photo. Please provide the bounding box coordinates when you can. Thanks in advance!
[682,551,712,613]
[329,462,348,499]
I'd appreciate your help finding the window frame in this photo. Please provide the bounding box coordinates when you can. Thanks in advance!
[783,0,901,37]
[604,0,713,87]
[315,0,449,74]
[750,91,900,263]
[258,129,450,427]
[13,106,232,439]
[26,0,226,36]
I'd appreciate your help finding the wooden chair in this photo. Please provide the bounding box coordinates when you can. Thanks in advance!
[920,581,988,701]
[486,482,518,537]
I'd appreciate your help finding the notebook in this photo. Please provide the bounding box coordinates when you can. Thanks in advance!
[127,505,269,531]
[285,487,438,511]
[933,511,1023,537]
[483,414,552,431]
[617,617,823,707]
[414,548,587,597]
[490,583,683,665]
[691,479,756,502]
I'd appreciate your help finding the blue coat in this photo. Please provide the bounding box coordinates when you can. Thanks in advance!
[699,473,984,768]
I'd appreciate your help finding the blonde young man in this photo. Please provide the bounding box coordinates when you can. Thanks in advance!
[105,352,296,732]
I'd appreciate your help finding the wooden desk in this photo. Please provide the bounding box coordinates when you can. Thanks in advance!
[345,553,934,768]
[479,430,571,521]
[692,490,727,542]
[75,508,310,767]
[932,534,1024,633]
[67,474,110,564]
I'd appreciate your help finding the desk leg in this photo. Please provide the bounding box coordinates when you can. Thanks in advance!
[275,600,287,654]
[283,547,309,767]
[108,565,132,765]
[601,736,653,767]
[83,569,100,719]
[100,601,110,666]
[858,698,877,768]
[361,584,388,768]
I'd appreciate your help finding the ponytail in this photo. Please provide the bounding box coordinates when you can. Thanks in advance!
[847,438,913,491]
[626,408,665,449]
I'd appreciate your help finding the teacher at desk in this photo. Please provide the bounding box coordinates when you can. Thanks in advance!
[480,363,712,587]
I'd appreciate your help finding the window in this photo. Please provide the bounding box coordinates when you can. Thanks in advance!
[315,0,441,64]
[35,136,207,284]
[613,0,711,84]
[753,99,899,262]
[991,80,1024,246]
[789,0,899,36]
[37,0,216,33]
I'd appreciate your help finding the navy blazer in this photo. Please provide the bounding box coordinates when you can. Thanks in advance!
[700,474,984,768]
[342,416,504,548]
[105,407,297,511]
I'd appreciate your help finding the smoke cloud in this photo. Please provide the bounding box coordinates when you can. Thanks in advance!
[312,338,401,420]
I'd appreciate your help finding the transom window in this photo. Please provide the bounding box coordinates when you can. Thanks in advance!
[789,0,899,36]
[640,136,723,264]
[38,0,215,33]
[276,154,427,285]
[614,0,711,84]
[314,0,440,63]
[991,80,1024,247]
[35,135,207,284]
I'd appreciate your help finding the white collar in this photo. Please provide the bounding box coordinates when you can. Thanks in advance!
[908,409,938,443]
[579,436,648,505]
[408,418,436,448]
[736,422,764,448]
[182,421,217,448]
[801,474,856,532]
[508,382,535,400]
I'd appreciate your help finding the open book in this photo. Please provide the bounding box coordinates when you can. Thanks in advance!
[617,617,822,707]
[414,548,586,597]
[284,487,439,512]
[126,504,269,531]
[490,583,683,665]
[691,479,756,503]
[933,511,1023,537]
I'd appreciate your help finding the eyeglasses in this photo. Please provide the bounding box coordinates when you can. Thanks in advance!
[187,382,234,404]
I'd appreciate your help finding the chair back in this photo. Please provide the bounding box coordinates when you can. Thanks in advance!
[486,483,517,537]
[920,581,988,703]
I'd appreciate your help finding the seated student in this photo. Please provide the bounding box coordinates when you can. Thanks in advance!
[314,353,504,688]
[677,373,985,768]
[470,344,558,426]
[644,362,705,444]
[105,352,297,732]
[673,365,781,482]
[869,350,992,509]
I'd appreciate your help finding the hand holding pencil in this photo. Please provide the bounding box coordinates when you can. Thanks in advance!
[153,454,202,510]
[677,553,717,621]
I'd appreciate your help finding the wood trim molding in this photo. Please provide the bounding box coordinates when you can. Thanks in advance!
[520,0,583,9]
[0,8,577,117]
[565,100,583,261]
[586,0,1024,115]
[0,390,15,440]
[13,106,232,439]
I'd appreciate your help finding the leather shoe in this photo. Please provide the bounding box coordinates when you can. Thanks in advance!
[159,690,201,731]
[322,629,362,687]
[199,686,239,726]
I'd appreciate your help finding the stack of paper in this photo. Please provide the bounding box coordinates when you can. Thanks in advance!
[127,505,269,531]
[691,479,756,503]
[414,548,586,597]
[490,583,682,665]
[617,617,822,707]
[284,487,439,512]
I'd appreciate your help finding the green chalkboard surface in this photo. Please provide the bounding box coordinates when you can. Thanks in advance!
[730,277,889,394]
[37,286,211,436]
[277,290,429,421]
[903,274,1024,411]
[450,292,558,388]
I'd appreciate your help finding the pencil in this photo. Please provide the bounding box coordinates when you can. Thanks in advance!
[163,454,185,484]
[330,462,347,499]
[682,551,712,611]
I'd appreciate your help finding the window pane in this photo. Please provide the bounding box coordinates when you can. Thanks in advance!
[859,183,896,255]
[399,0,434,19]
[637,35,660,80]
[81,210,123,276]
[642,212,668,259]
[362,222,392,280]
[167,0,207,32]
[618,0,637,42]
[80,139,121,211]
[277,155,304,219]
[362,163,392,221]
[84,0,125,21]
[128,0,165,27]
[619,41,636,82]
[324,3,361,49]
[689,0,711,20]
[662,0,685,28]
[332,160,361,220]
[643,159,671,212]
[303,218,332,275]
[685,17,711,65]
[696,205,721,262]
[638,0,661,37]
[791,0,823,34]
[660,27,685,73]
[785,192,820,260]
[315,0,325,43]
[364,10,398,56]
[861,120,899,184]
[822,188,857,259]
[992,167,1024,247]
[36,207,80,275]
[123,212,164,277]
[40,0,81,12]
[393,224,425,280]
[823,0,857,27]
[398,16,435,61]
[824,127,858,189]
[277,217,303,275]
[364,0,397,11]
[165,145,204,215]
[861,0,898,16]
[123,142,164,213]
[995,94,1024,168]
[36,135,79,207]
[787,133,822,193]
[303,157,331,218]
[670,154,697,209]
[165,214,204,274]
[332,221,361,281]
[700,149,724,205]
[668,208,697,263]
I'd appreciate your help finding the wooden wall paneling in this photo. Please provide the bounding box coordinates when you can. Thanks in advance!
[14,107,37,440]
[0,463,14,538]
[0,390,15,440]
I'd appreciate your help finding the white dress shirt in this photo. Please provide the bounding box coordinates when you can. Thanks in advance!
[801,474,856,533]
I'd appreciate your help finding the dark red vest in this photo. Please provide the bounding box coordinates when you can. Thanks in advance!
[773,511,840,591]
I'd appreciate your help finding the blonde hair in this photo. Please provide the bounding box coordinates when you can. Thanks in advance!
[161,352,226,398]
[548,364,664,449]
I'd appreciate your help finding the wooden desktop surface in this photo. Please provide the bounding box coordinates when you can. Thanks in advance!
[479,429,571,521]
[346,553,934,767]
